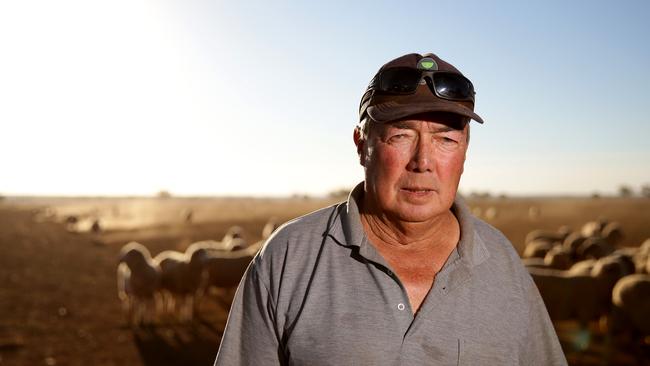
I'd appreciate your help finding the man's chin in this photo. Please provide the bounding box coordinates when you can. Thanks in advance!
[390,204,449,224]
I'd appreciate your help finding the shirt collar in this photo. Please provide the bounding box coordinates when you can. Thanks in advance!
[327,181,490,268]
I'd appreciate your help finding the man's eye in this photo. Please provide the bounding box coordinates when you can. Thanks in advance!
[388,134,410,142]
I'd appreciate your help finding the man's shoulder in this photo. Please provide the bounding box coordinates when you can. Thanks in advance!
[256,202,343,262]
[470,215,521,262]
[467,215,534,291]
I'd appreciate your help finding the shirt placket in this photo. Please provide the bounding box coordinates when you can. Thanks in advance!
[358,237,415,337]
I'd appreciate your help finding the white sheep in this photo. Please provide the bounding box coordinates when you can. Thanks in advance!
[220,226,249,250]
[563,232,586,256]
[576,236,614,260]
[262,218,280,240]
[528,255,628,327]
[521,257,549,269]
[581,219,608,238]
[601,222,624,246]
[186,239,237,253]
[191,241,264,307]
[523,239,556,259]
[484,206,498,220]
[152,250,196,323]
[611,274,650,337]
[639,238,650,256]
[223,225,244,242]
[528,206,541,220]
[567,259,597,275]
[117,242,162,326]
[632,239,650,274]
[544,246,573,270]
[525,227,569,245]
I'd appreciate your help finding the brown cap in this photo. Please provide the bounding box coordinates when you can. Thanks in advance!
[359,52,484,124]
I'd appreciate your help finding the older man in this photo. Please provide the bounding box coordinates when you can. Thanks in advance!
[214,53,567,365]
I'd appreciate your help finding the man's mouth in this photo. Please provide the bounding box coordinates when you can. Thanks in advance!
[401,187,434,193]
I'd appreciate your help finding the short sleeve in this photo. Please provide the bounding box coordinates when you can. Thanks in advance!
[520,274,568,366]
[214,260,284,365]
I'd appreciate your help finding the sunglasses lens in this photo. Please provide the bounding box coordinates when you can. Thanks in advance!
[433,73,474,100]
[379,68,421,94]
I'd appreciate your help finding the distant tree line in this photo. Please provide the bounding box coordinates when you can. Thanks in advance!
[618,184,650,198]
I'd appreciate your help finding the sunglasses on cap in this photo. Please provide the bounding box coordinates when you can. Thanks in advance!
[371,63,476,103]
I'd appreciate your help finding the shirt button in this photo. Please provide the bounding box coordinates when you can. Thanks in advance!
[397,303,405,311]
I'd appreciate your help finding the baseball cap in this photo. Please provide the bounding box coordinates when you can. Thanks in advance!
[359,52,484,124]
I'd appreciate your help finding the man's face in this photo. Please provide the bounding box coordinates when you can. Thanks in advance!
[356,115,469,223]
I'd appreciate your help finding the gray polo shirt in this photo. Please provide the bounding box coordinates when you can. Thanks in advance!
[214,183,567,365]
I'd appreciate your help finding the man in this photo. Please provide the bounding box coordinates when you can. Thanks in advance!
[214,52,567,365]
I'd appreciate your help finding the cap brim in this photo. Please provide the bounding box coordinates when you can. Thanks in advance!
[368,99,484,124]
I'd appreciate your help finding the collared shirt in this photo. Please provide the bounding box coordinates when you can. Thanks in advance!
[214,183,567,366]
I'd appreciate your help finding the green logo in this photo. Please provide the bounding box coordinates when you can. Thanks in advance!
[417,58,438,71]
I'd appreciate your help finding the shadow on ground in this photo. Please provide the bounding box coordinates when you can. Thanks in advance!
[133,317,222,366]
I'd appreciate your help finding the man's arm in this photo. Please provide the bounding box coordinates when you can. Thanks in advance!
[520,274,568,366]
[214,262,283,365]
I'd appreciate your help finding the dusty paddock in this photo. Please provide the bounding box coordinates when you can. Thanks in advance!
[0,195,649,366]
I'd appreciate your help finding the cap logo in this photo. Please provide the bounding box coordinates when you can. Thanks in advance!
[417,57,438,71]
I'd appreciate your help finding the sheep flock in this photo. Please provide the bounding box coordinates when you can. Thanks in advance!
[521,219,650,354]
[117,219,279,326]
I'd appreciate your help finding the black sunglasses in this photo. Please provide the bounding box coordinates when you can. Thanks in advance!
[372,67,476,103]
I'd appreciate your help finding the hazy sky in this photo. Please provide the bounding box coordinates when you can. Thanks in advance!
[1,0,649,196]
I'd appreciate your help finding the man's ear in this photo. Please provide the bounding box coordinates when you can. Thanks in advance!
[353,127,365,166]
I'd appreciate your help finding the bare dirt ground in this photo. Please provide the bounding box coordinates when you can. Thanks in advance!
[0,195,648,365]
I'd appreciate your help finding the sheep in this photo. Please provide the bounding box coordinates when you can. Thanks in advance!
[525,228,569,245]
[64,215,79,231]
[222,225,247,249]
[521,257,549,269]
[581,219,608,238]
[262,218,280,240]
[563,232,587,258]
[591,254,636,281]
[601,222,624,246]
[630,239,650,274]
[528,255,629,328]
[484,207,498,220]
[186,239,235,253]
[611,274,650,337]
[190,240,265,307]
[152,250,196,323]
[576,237,614,260]
[543,246,573,270]
[223,225,244,241]
[605,252,637,277]
[117,242,162,325]
[567,259,597,275]
[528,267,609,327]
[528,206,541,220]
[522,239,556,259]
[557,225,572,238]
[639,238,650,256]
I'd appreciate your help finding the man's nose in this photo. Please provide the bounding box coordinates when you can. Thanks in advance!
[406,136,434,173]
